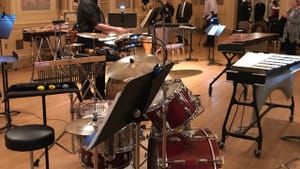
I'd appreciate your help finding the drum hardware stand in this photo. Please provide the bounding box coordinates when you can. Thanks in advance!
[160,82,169,169]
[52,20,65,60]
[80,63,104,100]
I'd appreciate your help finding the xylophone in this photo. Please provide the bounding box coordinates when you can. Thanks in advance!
[219,52,300,157]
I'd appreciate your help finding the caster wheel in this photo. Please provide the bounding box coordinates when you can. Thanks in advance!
[254,149,261,158]
[218,142,225,149]
[289,115,294,122]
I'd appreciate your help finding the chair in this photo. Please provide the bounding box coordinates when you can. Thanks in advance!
[237,20,250,33]
[5,124,55,169]
[154,23,186,63]
[251,21,269,33]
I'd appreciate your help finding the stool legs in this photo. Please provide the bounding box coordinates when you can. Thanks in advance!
[30,151,34,169]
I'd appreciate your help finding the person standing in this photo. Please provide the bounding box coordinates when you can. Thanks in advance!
[240,0,252,21]
[161,0,175,23]
[175,0,192,24]
[175,0,192,43]
[202,0,218,47]
[282,0,300,55]
[203,0,218,21]
[254,0,266,22]
[77,0,128,99]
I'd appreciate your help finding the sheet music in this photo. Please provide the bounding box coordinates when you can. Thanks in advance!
[140,9,154,29]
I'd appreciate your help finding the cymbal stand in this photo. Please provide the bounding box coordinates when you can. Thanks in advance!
[160,82,169,169]
[52,20,64,60]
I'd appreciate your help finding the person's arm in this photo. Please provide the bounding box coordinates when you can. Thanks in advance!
[283,8,300,25]
[95,23,128,35]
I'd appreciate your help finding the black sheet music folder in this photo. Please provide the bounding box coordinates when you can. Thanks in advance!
[87,63,173,149]
[0,13,16,39]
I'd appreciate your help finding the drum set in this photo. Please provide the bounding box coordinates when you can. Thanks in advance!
[63,32,223,169]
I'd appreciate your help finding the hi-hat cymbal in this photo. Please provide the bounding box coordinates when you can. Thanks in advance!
[167,69,202,79]
[107,55,159,81]
[65,118,104,136]
[77,32,117,41]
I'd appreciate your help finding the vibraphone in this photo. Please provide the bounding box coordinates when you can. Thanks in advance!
[219,52,300,157]
[152,23,197,61]
[209,33,278,96]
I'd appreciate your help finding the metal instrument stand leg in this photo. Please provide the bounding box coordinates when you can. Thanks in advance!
[34,95,77,166]
[159,82,169,169]
[0,57,20,131]
[134,122,141,169]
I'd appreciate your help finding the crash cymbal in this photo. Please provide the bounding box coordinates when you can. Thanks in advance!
[77,32,117,41]
[65,118,104,136]
[167,69,202,79]
[107,55,159,81]
[66,43,84,47]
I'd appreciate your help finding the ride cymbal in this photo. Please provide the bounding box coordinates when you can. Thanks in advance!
[167,69,202,79]
[77,32,117,41]
[107,55,159,81]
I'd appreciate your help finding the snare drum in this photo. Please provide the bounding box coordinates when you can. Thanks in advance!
[78,100,111,119]
[146,79,200,132]
[79,123,135,169]
[148,128,224,169]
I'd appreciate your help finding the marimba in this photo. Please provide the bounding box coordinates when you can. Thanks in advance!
[219,52,300,157]
[209,33,278,96]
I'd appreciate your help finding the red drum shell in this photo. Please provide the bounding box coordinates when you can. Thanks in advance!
[146,79,198,131]
[148,128,223,169]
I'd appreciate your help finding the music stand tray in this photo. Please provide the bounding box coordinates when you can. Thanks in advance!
[0,14,16,39]
[87,63,173,149]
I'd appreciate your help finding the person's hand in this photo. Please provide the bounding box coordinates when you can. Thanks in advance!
[115,27,129,34]
[282,12,288,18]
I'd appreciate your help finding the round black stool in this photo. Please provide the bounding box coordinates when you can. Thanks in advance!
[5,124,55,169]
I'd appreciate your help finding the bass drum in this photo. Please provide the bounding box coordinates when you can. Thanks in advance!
[79,123,135,169]
[147,128,224,169]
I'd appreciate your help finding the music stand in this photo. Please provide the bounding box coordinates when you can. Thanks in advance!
[139,8,160,33]
[87,63,173,148]
[108,13,137,28]
[204,24,225,65]
[0,13,18,131]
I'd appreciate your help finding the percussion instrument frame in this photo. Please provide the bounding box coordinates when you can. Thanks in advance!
[209,33,278,97]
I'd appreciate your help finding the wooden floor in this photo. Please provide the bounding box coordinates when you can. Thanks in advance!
[1,32,300,169]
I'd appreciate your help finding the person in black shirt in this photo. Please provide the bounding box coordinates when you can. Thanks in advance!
[254,0,266,22]
[240,0,252,21]
[161,0,175,23]
[77,0,127,99]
